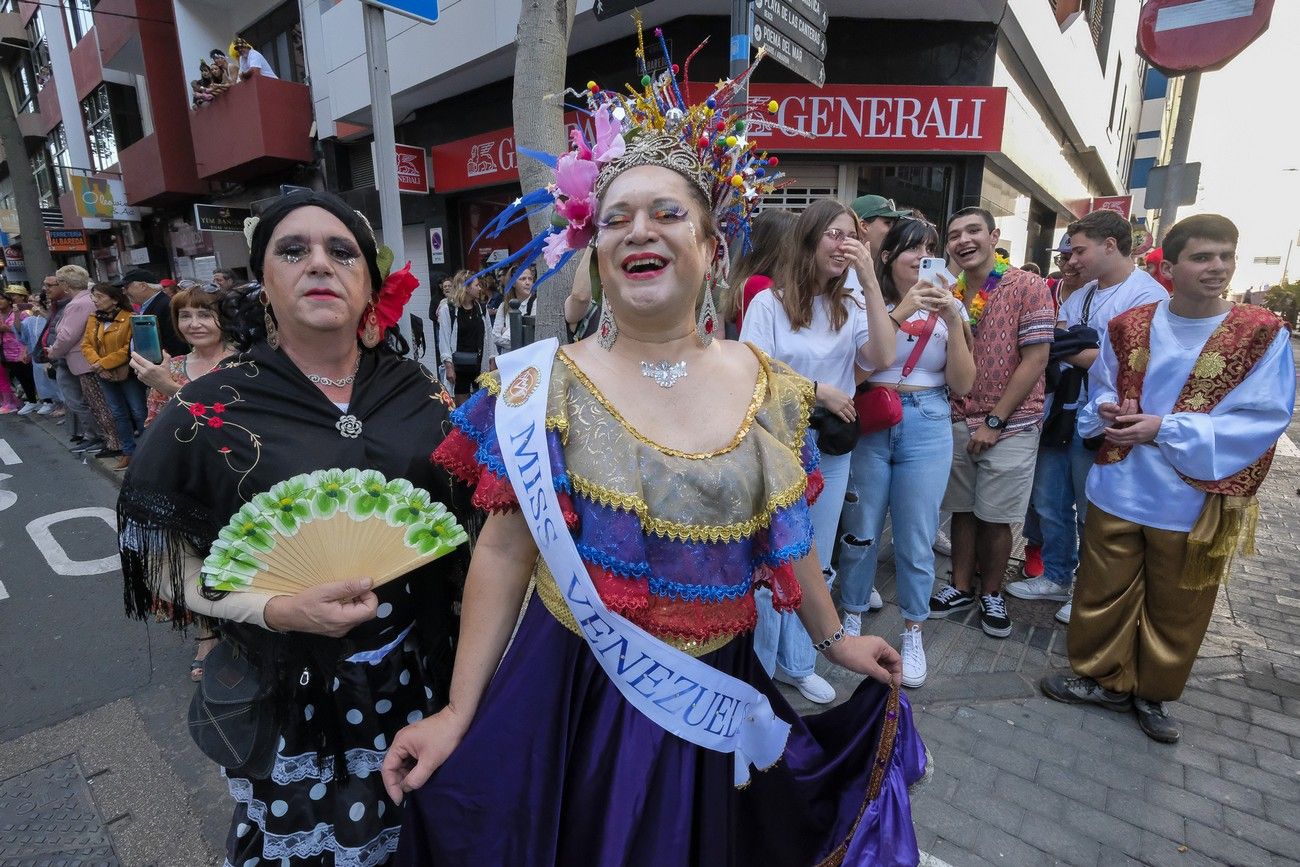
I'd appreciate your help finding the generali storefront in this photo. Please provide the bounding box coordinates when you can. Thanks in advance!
[427,82,1008,271]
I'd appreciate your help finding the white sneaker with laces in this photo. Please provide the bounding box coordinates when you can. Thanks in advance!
[842,612,862,637]
[36,402,55,415]
[932,530,952,556]
[900,626,926,688]
[1005,576,1071,602]
[16,402,39,416]
[774,670,836,704]
[869,588,883,610]
[1055,588,1073,624]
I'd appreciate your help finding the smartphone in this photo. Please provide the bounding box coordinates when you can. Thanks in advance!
[918,257,948,287]
[131,314,163,364]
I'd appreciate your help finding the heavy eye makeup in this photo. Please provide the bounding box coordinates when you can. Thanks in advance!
[596,199,690,230]
[272,234,361,266]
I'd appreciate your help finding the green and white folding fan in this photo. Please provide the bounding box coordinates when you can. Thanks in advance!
[202,468,468,594]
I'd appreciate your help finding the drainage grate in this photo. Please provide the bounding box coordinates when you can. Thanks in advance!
[0,756,118,865]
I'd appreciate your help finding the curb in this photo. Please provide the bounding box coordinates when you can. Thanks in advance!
[21,409,125,489]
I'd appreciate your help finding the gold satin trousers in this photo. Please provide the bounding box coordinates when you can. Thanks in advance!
[1067,506,1219,702]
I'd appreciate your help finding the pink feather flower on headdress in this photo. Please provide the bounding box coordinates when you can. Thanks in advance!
[543,105,626,267]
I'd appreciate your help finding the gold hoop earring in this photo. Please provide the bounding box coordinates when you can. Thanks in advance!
[361,302,381,349]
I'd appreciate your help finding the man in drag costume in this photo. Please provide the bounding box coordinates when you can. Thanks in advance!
[382,26,927,867]
[1041,214,1295,744]
[118,191,466,866]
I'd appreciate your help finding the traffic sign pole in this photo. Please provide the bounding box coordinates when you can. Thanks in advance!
[363,2,405,265]
[730,0,750,106]
[1156,71,1200,242]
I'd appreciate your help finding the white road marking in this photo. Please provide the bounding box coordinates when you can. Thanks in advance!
[920,852,957,867]
[1155,0,1254,32]
[0,580,8,602]
[0,472,14,512]
[25,507,121,576]
[0,438,19,465]
[1276,432,1300,459]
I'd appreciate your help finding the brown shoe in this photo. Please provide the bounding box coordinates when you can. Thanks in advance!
[113,456,132,471]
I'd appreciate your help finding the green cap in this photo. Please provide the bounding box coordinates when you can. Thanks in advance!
[850,194,911,221]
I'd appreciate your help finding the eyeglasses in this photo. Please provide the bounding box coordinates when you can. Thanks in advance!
[823,228,856,243]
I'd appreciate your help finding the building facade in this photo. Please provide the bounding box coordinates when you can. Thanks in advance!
[0,0,317,286]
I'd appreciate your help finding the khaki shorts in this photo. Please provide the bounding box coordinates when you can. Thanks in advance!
[942,422,1039,524]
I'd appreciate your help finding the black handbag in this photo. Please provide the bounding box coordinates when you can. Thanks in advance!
[809,406,858,456]
[451,350,480,368]
[187,641,279,779]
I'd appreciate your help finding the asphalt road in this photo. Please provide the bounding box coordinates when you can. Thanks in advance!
[0,416,228,863]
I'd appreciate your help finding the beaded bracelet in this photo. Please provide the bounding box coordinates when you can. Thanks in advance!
[813,627,845,653]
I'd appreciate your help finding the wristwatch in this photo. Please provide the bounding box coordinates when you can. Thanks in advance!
[984,414,1005,430]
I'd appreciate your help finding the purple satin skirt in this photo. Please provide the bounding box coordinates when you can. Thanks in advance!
[395,595,926,866]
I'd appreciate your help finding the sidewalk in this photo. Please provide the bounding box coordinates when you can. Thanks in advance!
[787,401,1300,865]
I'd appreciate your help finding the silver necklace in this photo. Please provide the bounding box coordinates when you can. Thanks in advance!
[640,360,688,388]
[307,358,360,388]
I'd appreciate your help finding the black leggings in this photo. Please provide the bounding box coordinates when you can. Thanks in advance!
[2,359,36,401]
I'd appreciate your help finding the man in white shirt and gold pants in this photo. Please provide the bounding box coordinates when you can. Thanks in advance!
[1040,214,1295,743]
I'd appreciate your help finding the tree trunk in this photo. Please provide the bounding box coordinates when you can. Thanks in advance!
[512,0,577,344]
[0,80,54,287]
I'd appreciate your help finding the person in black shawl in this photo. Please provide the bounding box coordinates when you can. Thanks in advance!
[118,191,464,867]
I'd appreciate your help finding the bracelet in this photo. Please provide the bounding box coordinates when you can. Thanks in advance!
[813,626,845,654]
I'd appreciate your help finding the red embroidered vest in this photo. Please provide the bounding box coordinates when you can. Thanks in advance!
[1096,302,1285,497]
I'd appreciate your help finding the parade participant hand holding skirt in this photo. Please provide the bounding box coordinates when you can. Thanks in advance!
[117,190,465,867]
[383,27,926,866]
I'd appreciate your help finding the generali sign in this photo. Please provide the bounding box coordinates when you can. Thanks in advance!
[430,84,1007,193]
[395,144,430,194]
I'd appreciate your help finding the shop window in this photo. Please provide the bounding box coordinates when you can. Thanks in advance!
[82,83,144,172]
[63,0,95,44]
[856,164,955,225]
[47,123,69,197]
[240,1,306,84]
[10,57,38,114]
[27,13,51,86]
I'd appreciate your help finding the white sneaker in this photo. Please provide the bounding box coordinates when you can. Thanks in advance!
[932,530,952,556]
[901,626,927,688]
[1055,589,1073,624]
[36,402,55,415]
[774,670,836,704]
[843,612,862,637]
[869,588,883,610]
[16,402,39,416]
[1004,576,1071,602]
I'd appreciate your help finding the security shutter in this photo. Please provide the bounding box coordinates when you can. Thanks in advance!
[761,164,838,212]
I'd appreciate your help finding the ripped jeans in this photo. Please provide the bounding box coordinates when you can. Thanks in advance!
[838,388,953,623]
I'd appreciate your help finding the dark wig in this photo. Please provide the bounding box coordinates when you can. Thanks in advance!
[876,218,941,305]
[249,190,384,296]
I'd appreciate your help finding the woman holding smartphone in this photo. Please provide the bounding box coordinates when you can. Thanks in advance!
[131,286,235,427]
[82,282,146,470]
[739,198,896,705]
[837,218,976,689]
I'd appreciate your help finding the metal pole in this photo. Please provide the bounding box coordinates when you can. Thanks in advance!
[729,0,749,105]
[363,2,405,265]
[1156,70,1200,243]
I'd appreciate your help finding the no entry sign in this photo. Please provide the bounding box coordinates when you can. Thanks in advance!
[1137,0,1275,75]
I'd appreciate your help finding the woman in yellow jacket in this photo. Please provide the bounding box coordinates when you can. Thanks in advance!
[83,282,146,469]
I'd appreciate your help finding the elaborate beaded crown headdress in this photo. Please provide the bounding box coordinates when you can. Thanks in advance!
[471,18,788,297]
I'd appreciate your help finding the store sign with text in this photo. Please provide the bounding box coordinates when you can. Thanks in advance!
[70,175,142,222]
[431,85,1006,192]
[47,229,88,253]
[396,144,430,194]
[194,204,253,234]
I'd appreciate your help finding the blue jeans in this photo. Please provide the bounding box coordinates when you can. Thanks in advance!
[1031,433,1094,587]
[753,450,851,678]
[839,388,953,623]
[100,375,148,455]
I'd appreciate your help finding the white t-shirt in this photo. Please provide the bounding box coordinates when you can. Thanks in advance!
[867,308,950,388]
[239,48,278,79]
[1058,268,1168,403]
[739,288,870,395]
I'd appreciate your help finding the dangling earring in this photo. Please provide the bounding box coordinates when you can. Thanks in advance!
[361,302,381,349]
[597,297,618,351]
[262,298,280,350]
[696,277,719,347]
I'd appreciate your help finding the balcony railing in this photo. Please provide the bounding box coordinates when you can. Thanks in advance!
[190,75,314,182]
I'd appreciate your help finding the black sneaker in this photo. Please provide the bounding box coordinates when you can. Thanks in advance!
[71,439,105,454]
[979,593,1012,638]
[929,585,977,617]
[68,435,85,445]
[94,448,123,458]
[1134,699,1180,743]
[1040,673,1133,712]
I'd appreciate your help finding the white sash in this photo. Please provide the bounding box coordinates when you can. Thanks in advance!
[493,339,791,786]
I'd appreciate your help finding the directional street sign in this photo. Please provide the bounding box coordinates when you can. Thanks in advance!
[1137,0,1274,74]
[751,0,826,59]
[366,0,438,26]
[750,0,827,87]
